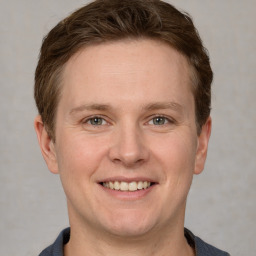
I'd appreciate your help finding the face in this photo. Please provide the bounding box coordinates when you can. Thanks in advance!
[35,39,211,238]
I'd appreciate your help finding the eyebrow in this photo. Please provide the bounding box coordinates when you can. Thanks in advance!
[69,104,111,115]
[142,102,183,112]
[69,101,183,115]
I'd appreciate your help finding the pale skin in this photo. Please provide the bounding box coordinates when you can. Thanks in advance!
[35,39,211,256]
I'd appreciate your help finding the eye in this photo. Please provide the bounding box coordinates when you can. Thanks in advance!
[85,116,107,126]
[148,116,171,126]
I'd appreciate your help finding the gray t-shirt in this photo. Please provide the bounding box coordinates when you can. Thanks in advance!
[39,227,230,256]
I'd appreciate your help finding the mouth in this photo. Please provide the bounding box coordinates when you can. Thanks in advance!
[100,181,155,192]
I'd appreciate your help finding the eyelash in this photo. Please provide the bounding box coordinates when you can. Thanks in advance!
[148,115,174,126]
[82,115,174,127]
[83,116,108,126]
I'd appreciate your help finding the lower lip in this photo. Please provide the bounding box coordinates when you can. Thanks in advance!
[99,184,156,200]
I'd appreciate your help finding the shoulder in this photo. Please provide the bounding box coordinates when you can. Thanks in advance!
[194,235,230,256]
[38,228,70,256]
[185,228,230,256]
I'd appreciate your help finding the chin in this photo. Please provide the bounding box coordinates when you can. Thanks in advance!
[106,224,155,238]
[101,210,159,238]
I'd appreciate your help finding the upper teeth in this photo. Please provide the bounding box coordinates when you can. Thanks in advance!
[102,181,151,191]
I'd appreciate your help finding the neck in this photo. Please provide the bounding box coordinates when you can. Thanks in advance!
[64,215,194,256]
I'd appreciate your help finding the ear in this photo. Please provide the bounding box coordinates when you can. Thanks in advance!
[194,117,212,175]
[34,115,59,174]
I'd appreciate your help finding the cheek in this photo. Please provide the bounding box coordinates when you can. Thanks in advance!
[54,133,111,209]
[55,133,110,179]
[150,131,197,181]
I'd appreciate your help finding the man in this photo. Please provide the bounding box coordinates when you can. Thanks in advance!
[34,0,230,255]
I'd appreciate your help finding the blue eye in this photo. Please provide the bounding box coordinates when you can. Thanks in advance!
[88,117,105,125]
[148,116,171,126]
[152,117,167,125]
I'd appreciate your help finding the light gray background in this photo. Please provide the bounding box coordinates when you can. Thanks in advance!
[0,0,255,255]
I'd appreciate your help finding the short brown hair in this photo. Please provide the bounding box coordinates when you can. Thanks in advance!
[34,0,213,140]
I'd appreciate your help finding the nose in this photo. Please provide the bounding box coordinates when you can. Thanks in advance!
[108,123,149,167]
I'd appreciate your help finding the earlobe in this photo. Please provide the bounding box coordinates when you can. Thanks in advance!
[34,115,59,174]
[194,117,212,175]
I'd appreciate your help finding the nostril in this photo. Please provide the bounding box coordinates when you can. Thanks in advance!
[108,133,149,166]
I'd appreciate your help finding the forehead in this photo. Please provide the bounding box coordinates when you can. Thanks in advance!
[59,39,194,109]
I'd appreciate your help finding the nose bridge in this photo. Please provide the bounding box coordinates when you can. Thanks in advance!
[109,120,149,166]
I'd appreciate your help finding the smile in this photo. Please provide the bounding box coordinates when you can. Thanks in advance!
[102,181,152,191]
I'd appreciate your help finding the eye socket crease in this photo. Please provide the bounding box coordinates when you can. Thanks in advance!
[69,101,184,117]
[68,101,185,129]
